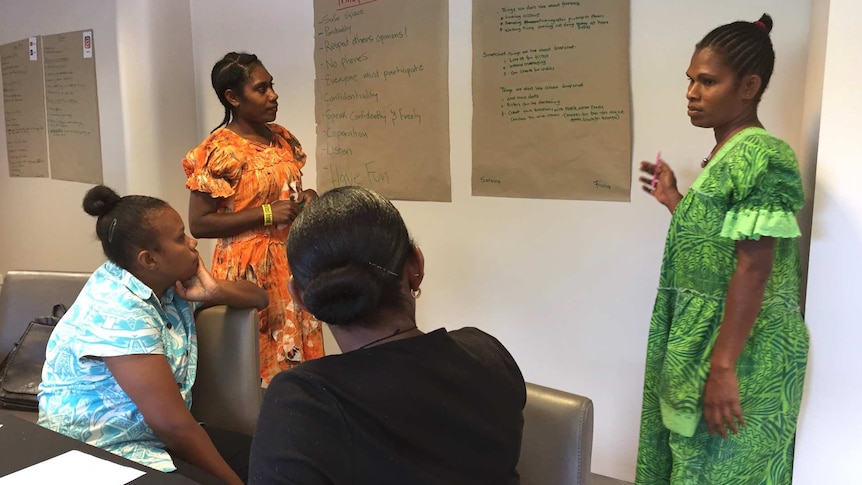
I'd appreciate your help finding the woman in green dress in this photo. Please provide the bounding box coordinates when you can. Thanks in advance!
[635,13,809,485]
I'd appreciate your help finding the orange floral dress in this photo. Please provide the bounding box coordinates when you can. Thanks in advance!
[183,124,324,384]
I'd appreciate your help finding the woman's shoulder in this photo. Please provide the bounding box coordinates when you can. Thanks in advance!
[716,128,801,183]
[735,128,796,160]
[268,123,296,140]
[183,128,250,179]
[448,328,526,403]
[449,326,504,347]
[449,328,522,371]
[69,263,163,325]
[193,127,245,153]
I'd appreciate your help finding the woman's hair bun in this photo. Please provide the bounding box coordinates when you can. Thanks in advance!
[756,13,773,34]
[82,185,122,217]
[301,263,382,325]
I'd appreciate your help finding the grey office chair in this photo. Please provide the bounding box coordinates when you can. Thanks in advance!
[518,382,594,485]
[191,305,262,436]
[0,270,90,363]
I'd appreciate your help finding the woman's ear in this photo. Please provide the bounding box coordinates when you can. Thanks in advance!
[136,249,157,271]
[225,88,241,108]
[288,276,308,312]
[741,74,762,100]
[405,245,425,291]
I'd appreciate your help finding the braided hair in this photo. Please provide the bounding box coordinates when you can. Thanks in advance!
[696,13,775,101]
[210,52,262,132]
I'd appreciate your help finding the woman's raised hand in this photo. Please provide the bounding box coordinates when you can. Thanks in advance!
[639,157,683,213]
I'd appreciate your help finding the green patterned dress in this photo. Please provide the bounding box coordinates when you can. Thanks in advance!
[635,128,809,485]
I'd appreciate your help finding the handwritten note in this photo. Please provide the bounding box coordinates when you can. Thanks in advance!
[472,0,632,201]
[1,38,50,178]
[42,30,102,184]
[314,0,451,201]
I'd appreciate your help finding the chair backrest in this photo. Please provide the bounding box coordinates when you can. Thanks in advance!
[518,382,594,485]
[191,305,262,437]
[0,270,90,363]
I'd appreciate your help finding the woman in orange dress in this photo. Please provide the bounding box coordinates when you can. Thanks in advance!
[183,52,324,385]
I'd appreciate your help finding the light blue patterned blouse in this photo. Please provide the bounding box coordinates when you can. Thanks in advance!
[38,261,200,472]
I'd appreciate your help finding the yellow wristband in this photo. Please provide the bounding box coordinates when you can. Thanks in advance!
[261,204,273,226]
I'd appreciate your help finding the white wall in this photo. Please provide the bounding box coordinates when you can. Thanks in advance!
[0,1,833,482]
[189,1,816,480]
[796,0,830,309]
[115,0,198,207]
[793,0,862,483]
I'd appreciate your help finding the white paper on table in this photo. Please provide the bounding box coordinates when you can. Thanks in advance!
[0,449,146,484]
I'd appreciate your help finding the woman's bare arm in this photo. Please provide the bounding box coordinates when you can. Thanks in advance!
[188,190,302,239]
[104,354,243,485]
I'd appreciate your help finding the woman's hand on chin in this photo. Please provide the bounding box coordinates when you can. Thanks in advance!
[174,255,219,302]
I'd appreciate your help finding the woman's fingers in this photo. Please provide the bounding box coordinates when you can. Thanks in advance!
[639,165,658,196]
[723,407,738,436]
[271,199,301,225]
[705,403,745,440]
[705,407,720,437]
[732,402,745,432]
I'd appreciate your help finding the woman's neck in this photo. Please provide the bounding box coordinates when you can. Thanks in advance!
[132,270,170,302]
[711,113,762,156]
[332,314,423,352]
[227,119,272,146]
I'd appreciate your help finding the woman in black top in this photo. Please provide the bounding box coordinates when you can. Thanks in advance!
[249,186,525,485]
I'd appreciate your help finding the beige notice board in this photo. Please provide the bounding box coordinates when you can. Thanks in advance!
[1,29,102,183]
[313,0,451,202]
[1,37,50,178]
[472,0,632,201]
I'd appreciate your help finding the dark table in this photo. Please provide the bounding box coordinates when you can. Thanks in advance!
[0,409,198,483]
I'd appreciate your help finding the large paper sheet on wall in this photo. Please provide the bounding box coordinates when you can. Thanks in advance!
[472,0,632,201]
[1,37,49,178]
[43,30,102,184]
[313,0,451,201]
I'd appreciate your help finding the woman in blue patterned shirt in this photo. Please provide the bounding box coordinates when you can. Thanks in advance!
[38,185,267,485]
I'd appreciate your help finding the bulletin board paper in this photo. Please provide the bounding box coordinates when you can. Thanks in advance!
[1,38,50,178]
[43,29,102,184]
[472,0,632,201]
[313,0,451,201]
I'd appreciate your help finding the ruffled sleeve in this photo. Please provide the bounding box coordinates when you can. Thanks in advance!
[720,134,804,240]
[182,130,245,198]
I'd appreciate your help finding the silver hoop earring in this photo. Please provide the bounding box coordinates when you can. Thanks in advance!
[410,287,422,299]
